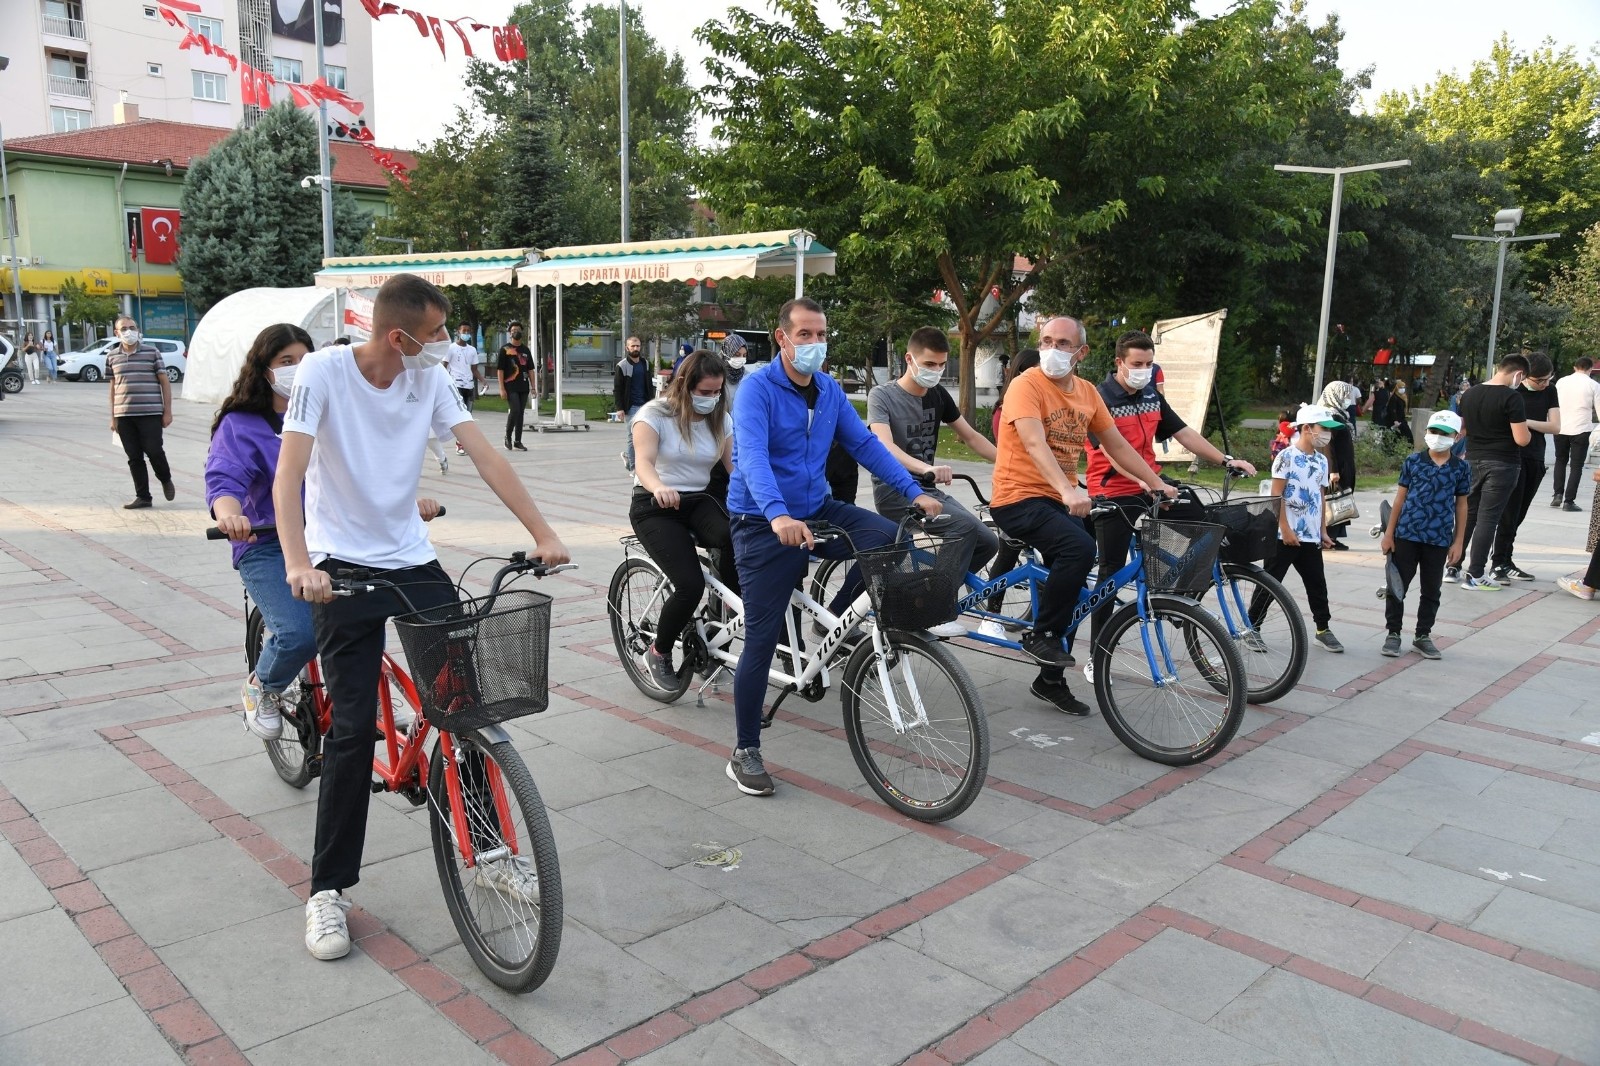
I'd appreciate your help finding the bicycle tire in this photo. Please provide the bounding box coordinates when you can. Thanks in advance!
[1215,562,1308,704]
[1094,595,1246,765]
[840,629,989,822]
[607,556,692,704]
[427,737,562,992]
[245,607,319,789]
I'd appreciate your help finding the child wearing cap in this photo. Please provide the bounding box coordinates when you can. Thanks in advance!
[1259,404,1345,652]
[1378,411,1470,658]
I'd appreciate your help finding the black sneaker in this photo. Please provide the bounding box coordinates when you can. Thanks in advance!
[1444,566,1460,583]
[513,441,528,452]
[1563,501,1582,512]
[1412,635,1442,659]
[123,497,152,510]
[640,646,679,691]
[1381,632,1402,657]
[1315,629,1344,653]
[1501,565,1537,581]
[726,748,774,796]
[161,479,176,501]
[1550,496,1563,508]
[1021,630,1075,667]
[1030,676,1092,716]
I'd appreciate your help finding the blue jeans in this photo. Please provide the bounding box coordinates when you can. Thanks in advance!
[621,404,645,470]
[730,499,899,750]
[239,541,317,693]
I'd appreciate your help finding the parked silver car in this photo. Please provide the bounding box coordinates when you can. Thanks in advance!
[58,338,188,383]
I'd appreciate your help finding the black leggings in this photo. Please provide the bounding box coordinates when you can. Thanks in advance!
[504,389,528,443]
[629,491,739,655]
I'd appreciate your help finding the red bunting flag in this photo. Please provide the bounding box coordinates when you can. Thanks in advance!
[506,25,525,60]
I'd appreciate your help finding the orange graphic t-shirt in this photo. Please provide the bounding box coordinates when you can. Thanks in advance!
[991,368,1114,509]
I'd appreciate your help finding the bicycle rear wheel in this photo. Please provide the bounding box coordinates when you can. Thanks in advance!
[245,607,319,789]
[427,736,562,993]
[607,556,692,703]
[1094,595,1246,765]
[1212,563,1307,704]
[840,629,989,821]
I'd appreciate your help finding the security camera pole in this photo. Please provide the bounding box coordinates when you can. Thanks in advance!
[1451,207,1560,379]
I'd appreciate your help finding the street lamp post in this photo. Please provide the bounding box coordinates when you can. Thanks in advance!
[0,56,26,342]
[617,0,631,345]
[311,1,334,260]
[1451,208,1561,378]
[1275,159,1410,398]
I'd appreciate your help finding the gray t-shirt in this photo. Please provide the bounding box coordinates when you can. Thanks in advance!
[631,398,728,492]
[866,381,960,509]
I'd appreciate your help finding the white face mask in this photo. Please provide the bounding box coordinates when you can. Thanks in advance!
[119,328,141,346]
[399,331,451,371]
[691,394,719,415]
[269,365,297,398]
[1425,432,1455,453]
[1124,366,1154,389]
[725,356,746,370]
[1040,349,1076,380]
[909,358,943,389]
[1310,429,1332,448]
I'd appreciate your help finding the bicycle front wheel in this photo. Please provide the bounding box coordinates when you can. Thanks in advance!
[427,736,562,993]
[1094,595,1246,765]
[607,556,692,703]
[840,629,989,822]
[245,607,319,789]
[1214,563,1308,704]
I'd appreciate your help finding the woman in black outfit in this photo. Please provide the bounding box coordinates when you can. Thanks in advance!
[630,350,739,690]
[497,324,534,450]
[1319,380,1359,549]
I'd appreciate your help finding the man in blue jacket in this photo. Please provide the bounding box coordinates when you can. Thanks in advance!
[726,298,942,797]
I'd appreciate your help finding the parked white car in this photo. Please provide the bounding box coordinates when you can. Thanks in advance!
[0,335,20,395]
[58,339,188,383]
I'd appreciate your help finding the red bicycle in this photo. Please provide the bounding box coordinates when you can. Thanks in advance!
[208,527,569,992]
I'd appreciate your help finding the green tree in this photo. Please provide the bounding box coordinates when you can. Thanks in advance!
[177,103,370,313]
[1541,222,1600,359]
[56,278,119,339]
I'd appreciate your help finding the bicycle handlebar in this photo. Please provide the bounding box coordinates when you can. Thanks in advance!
[332,553,577,612]
[205,507,447,540]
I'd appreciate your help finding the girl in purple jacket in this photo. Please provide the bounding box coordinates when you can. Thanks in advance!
[205,324,319,741]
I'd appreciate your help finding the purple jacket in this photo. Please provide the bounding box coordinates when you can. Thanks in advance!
[204,410,284,568]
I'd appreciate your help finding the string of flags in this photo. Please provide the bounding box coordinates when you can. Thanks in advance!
[351,0,527,61]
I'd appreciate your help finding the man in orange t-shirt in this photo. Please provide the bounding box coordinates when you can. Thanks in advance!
[991,316,1171,715]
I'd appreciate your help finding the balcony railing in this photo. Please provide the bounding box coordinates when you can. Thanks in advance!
[41,13,87,38]
[47,74,91,98]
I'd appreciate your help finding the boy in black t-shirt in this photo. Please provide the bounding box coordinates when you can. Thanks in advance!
[1453,354,1531,589]
[1489,353,1559,582]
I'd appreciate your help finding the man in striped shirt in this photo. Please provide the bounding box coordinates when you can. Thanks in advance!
[107,315,174,509]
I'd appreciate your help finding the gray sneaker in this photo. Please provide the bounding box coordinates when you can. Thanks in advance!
[726,748,774,796]
[1240,630,1269,654]
[1314,629,1344,653]
[475,855,539,904]
[639,646,679,691]
[1412,635,1442,659]
[1381,632,1402,657]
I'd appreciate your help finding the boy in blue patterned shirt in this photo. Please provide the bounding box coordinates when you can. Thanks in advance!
[1262,404,1345,652]
[1379,410,1470,659]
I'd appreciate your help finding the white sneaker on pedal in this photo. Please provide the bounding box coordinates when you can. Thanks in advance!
[241,674,282,740]
[976,620,1006,640]
[475,855,540,904]
[304,889,351,960]
[927,621,967,638]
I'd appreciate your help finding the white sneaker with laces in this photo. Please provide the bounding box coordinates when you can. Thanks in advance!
[241,674,282,740]
[304,889,351,960]
[976,619,1006,640]
[927,621,967,638]
[475,855,540,904]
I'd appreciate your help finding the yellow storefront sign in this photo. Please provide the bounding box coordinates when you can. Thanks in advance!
[0,266,184,297]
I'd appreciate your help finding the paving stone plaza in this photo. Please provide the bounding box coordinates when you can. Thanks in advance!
[2,384,1599,1065]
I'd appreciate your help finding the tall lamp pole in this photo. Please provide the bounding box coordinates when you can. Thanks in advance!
[1451,208,1560,379]
[311,0,334,259]
[617,0,631,348]
[1275,158,1410,398]
[0,56,25,341]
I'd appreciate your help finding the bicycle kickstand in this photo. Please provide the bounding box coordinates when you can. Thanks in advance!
[694,664,729,708]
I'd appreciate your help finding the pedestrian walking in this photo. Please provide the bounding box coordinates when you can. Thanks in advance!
[1318,381,1359,549]
[1453,354,1531,589]
[21,333,42,384]
[107,315,175,509]
[446,324,483,457]
[497,322,533,451]
[1557,468,1600,600]
[1489,352,1557,582]
[1552,357,1600,511]
[1259,404,1345,653]
[1378,411,1469,659]
[614,336,655,471]
[42,331,57,381]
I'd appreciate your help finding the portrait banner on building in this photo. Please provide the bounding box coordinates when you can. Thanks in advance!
[273,0,343,44]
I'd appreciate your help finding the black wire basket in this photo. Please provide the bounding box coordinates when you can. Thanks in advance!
[854,535,967,630]
[393,588,552,734]
[1139,520,1226,595]
[1205,496,1281,564]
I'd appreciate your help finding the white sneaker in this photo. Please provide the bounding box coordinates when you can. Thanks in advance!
[438,455,449,475]
[241,674,282,740]
[976,619,1006,640]
[1082,660,1095,685]
[304,889,351,960]
[475,855,540,904]
[927,621,967,638]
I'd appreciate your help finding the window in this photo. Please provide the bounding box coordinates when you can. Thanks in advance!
[147,62,163,76]
[47,53,88,79]
[142,4,157,17]
[187,14,223,43]
[49,106,91,132]
[192,71,227,102]
[41,0,86,39]
[272,56,302,83]
[325,65,346,90]
[3,195,16,239]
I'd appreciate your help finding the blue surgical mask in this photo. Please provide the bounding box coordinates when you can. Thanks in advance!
[691,394,719,415]
[791,342,827,376]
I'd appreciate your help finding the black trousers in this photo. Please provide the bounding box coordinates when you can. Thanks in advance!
[1385,538,1447,637]
[457,386,476,410]
[1554,432,1591,505]
[310,559,458,893]
[629,491,738,655]
[1259,542,1330,628]
[115,415,171,500]
[992,497,1093,682]
[504,388,529,443]
[1585,542,1600,590]
[1490,455,1545,570]
[1460,458,1520,578]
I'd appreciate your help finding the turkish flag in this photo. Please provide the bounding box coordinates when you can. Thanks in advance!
[141,207,181,265]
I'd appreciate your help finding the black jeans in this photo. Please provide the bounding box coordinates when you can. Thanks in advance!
[310,559,458,893]
[457,386,476,410]
[991,497,1094,681]
[1259,542,1330,628]
[1385,538,1447,637]
[1553,432,1590,505]
[1460,458,1520,578]
[629,490,738,656]
[1491,456,1546,570]
[504,388,529,444]
[115,414,171,500]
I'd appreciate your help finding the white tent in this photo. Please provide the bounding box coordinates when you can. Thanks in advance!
[182,287,338,405]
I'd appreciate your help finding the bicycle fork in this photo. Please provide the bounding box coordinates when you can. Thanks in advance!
[434,732,520,870]
[1135,598,1181,688]
[870,628,930,733]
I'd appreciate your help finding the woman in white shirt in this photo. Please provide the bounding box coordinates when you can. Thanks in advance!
[630,349,737,690]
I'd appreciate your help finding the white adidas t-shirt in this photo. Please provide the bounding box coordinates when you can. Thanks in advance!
[283,345,472,569]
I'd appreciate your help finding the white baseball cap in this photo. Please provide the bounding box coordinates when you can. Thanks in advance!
[1427,410,1462,434]
[1294,404,1343,428]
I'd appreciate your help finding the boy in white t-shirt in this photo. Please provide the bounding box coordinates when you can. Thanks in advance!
[1258,403,1344,653]
[274,273,569,962]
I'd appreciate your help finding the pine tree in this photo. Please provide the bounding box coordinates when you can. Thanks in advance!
[491,88,567,250]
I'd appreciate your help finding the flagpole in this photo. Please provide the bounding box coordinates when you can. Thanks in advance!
[312,0,334,261]
[133,243,144,329]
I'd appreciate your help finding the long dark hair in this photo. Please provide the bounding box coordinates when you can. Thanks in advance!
[663,349,729,446]
[212,323,314,436]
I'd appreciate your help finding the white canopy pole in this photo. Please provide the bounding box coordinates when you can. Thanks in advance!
[554,283,565,421]
[528,280,539,412]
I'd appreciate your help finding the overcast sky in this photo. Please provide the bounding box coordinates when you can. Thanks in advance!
[371,0,1600,152]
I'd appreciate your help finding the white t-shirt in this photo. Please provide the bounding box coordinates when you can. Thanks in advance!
[446,342,481,389]
[1555,372,1600,435]
[283,345,472,569]
[630,399,728,492]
